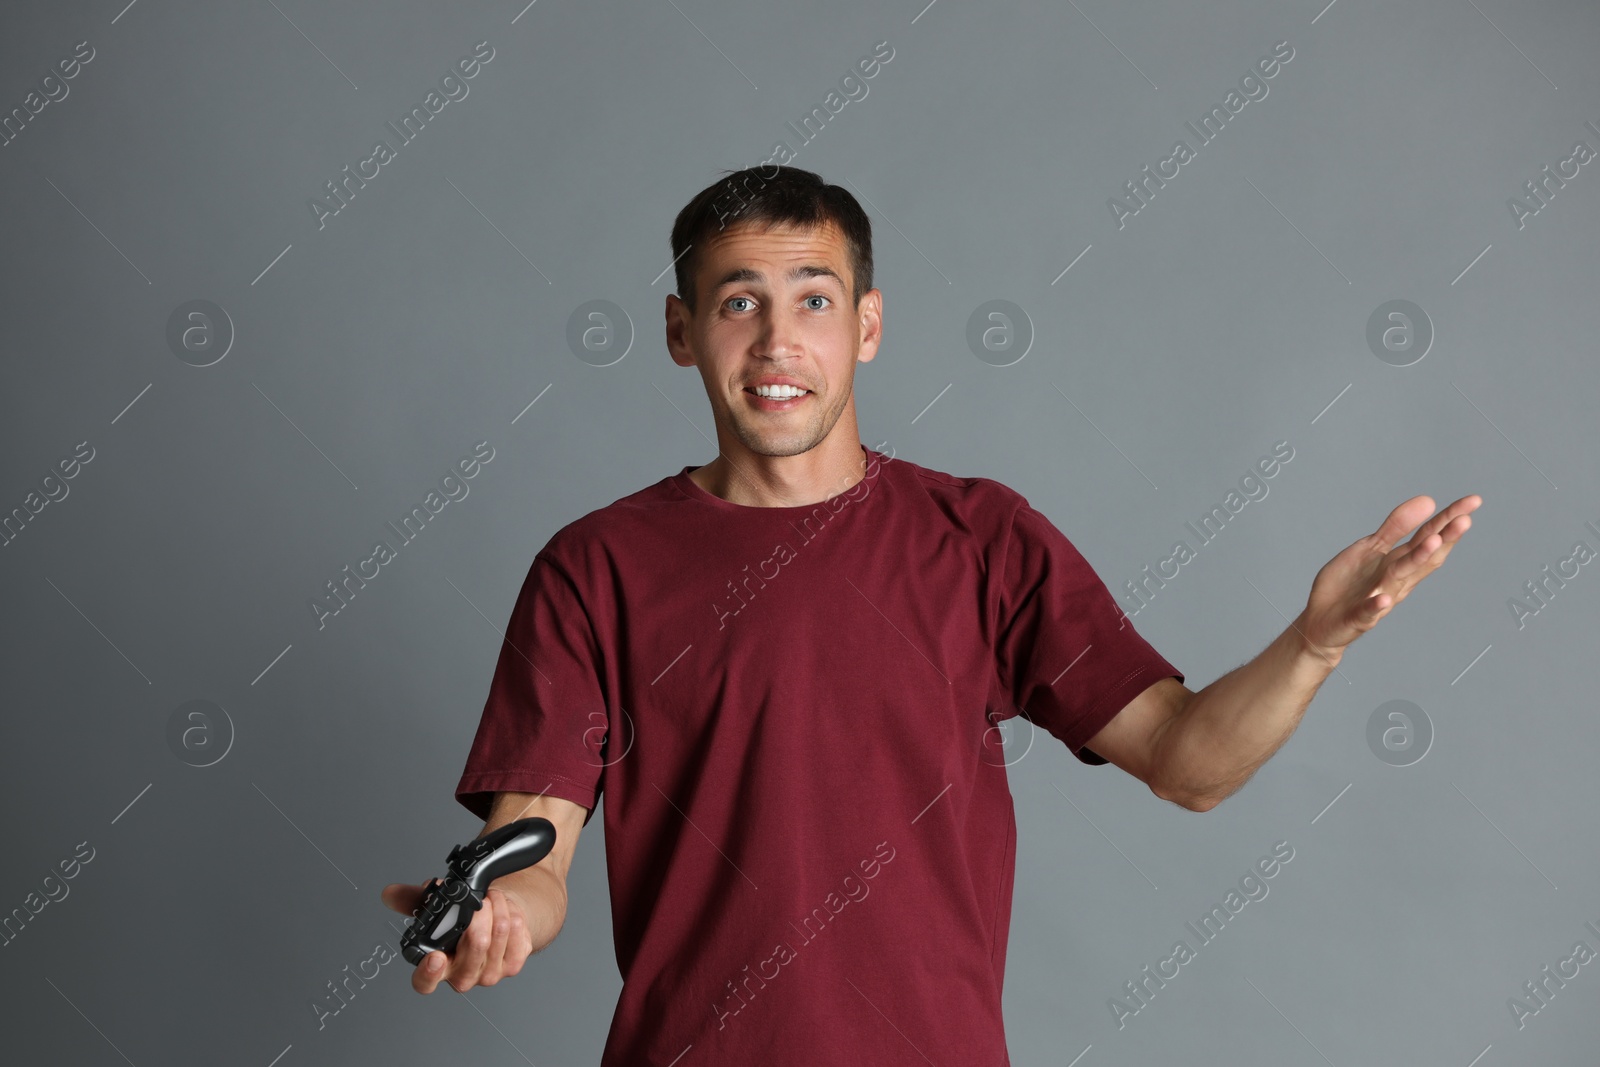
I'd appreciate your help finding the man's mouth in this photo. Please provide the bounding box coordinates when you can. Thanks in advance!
[744,385,812,408]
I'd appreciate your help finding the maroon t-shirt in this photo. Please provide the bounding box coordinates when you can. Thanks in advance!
[455,445,1182,1065]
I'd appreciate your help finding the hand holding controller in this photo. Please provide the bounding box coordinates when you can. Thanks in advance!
[397,817,557,968]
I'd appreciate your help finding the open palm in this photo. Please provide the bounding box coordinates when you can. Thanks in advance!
[1298,493,1482,661]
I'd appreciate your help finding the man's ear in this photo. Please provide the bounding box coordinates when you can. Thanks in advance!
[665,293,695,368]
[856,288,883,364]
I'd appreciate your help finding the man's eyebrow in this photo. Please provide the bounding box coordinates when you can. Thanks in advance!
[709,264,845,293]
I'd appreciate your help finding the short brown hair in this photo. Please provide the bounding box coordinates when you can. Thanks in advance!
[669,166,874,315]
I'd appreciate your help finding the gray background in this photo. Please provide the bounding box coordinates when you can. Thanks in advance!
[2,0,1597,1064]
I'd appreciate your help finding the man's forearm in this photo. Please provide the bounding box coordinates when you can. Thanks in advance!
[1151,612,1339,811]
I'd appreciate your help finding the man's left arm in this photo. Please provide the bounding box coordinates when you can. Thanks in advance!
[1088,492,1482,812]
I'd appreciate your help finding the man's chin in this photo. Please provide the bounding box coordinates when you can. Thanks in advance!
[733,426,823,459]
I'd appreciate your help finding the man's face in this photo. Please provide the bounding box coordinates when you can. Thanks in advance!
[666,219,881,459]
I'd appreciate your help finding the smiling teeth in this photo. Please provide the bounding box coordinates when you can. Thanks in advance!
[754,385,808,398]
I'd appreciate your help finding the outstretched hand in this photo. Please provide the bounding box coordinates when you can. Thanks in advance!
[1296,493,1482,661]
[381,879,532,995]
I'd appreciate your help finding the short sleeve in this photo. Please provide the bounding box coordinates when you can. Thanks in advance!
[455,551,608,825]
[993,501,1183,765]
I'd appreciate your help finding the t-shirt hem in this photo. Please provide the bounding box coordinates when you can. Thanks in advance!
[455,769,600,827]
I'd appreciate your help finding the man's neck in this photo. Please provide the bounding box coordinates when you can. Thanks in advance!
[689,443,869,508]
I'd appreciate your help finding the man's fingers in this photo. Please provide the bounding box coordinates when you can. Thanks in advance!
[446,896,495,992]
[1390,532,1441,576]
[478,889,515,986]
[412,950,449,995]
[398,883,535,995]
[504,901,532,977]
[1374,493,1481,554]
[1372,495,1436,549]
[1400,494,1482,552]
[399,878,470,994]
[1395,509,1475,581]
[381,882,428,915]
[1430,513,1473,555]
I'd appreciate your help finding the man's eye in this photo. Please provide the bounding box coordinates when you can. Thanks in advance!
[727,297,753,312]
[805,295,830,310]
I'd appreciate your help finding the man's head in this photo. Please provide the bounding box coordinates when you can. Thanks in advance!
[665,166,882,462]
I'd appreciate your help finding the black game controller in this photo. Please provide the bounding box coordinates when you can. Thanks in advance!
[400,817,557,967]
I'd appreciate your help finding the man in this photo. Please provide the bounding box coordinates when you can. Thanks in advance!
[383,166,1479,1063]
